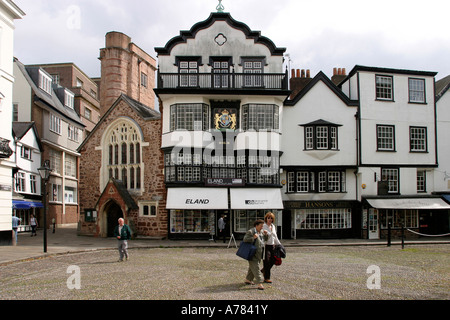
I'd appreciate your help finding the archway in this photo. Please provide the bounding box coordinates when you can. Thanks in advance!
[105,201,124,237]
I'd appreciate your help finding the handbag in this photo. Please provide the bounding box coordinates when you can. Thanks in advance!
[236,240,257,260]
[274,243,286,259]
[274,256,282,266]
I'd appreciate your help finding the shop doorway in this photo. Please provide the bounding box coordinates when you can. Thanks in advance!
[368,208,379,239]
[106,201,123,237]
[216,210,231,242]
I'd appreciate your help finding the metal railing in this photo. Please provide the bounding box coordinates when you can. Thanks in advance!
[157,72,288,90]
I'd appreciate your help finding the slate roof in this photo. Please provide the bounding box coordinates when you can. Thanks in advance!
[436,75,450,102]
[14,58,84,127]
[12,121,43,151]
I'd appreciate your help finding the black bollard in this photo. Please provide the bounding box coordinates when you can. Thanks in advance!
[387,222,391,247]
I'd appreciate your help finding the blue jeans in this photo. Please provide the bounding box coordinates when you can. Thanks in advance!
[13,228,18,244]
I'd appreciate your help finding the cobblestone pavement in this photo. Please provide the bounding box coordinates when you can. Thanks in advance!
[1,244,448,300]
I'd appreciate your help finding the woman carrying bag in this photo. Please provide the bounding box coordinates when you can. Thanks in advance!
[243,219,268,290]
[262,212,281,284]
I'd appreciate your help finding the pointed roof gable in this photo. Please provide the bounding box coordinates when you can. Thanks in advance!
[96,178,138,211]
[285,71,358,107]
[12,121,43,151]
[155,12,286,56]
[77,93,160,152]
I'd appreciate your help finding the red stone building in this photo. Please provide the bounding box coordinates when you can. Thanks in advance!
[78,32,167,238]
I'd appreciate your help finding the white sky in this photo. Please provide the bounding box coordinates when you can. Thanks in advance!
[12,0,450,80]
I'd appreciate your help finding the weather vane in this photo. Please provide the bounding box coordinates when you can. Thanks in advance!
[216,0,224,12]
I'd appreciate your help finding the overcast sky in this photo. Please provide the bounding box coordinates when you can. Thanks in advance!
[12,0,450,81]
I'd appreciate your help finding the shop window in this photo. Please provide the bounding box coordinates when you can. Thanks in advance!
[294,209,352,230]
[170,210,210,233]
[379,209,418,229]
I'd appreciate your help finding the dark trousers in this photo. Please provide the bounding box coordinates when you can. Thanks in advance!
[219,229,226,242]
[262,245,275,280]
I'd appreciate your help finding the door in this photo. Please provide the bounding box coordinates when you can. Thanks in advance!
[106,201,123,237]
[216,210,230,241]
[368,208,379,239]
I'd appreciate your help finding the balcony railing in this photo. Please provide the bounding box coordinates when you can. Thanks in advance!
[157,71,289,90]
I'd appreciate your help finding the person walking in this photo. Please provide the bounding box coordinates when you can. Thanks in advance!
[243,219,268,290]
[114,218,131,262]
[218,214,226,243]
[30,214,38,236]
[262,212,281,284]
[12,214,21,245]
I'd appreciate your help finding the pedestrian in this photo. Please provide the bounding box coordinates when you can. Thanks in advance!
[12,213,21,245]
[261,212,281,283]
[243,219,268,290]
[114,218,131,262]
[30,214,38,236]
[218,214,226,243]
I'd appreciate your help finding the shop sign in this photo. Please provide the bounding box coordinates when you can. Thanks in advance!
[284,201,352,209]
[185,199,210,205]
[205,178,244,186]
[245,199,268,205]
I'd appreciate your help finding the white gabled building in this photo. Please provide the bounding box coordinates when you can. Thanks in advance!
[155,10,289,239]
[11,122,43,231]
[0,0,24,245]
[281,70,359,239]
[340,65,450,239]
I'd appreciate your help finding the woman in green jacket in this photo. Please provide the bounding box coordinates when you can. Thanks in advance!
[243,219,268,290]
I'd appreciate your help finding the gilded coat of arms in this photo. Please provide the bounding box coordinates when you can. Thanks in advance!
[214,108,237,130]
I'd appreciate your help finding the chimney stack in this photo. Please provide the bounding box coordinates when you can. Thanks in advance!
[289,68,312,99]
[331,67,347,85]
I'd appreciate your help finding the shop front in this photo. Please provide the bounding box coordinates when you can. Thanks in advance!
[362,197,450,239]
[12,199,43,232]
[166,187,284,240]
[283,200,361,239]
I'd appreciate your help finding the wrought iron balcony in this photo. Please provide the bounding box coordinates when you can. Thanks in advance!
[157,71,289,91]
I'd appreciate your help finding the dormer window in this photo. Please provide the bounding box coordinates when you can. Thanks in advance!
[64,90,75,109]
[301,119,340,150]
[39,70,53,95]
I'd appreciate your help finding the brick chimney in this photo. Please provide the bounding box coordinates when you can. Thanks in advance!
[289,69,312,99]
[98,31,157,115]
[331,67,347,85]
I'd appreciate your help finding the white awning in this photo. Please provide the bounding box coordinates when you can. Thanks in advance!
[230,188,284,210]
[366,198,450,210]
[166,188,228,210]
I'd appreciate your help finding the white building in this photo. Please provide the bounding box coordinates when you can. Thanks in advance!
[281,70,359,239]
[340,65,450,239]
[0,0,24,244]
[12,122,43,231]
[155,11,289,239]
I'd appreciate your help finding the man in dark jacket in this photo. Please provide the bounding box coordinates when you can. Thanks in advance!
[114,218,131,261]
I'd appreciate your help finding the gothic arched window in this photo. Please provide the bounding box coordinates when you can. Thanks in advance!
[104,119,143,191]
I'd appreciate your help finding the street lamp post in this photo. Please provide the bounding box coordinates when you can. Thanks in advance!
[38,160,51,253]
